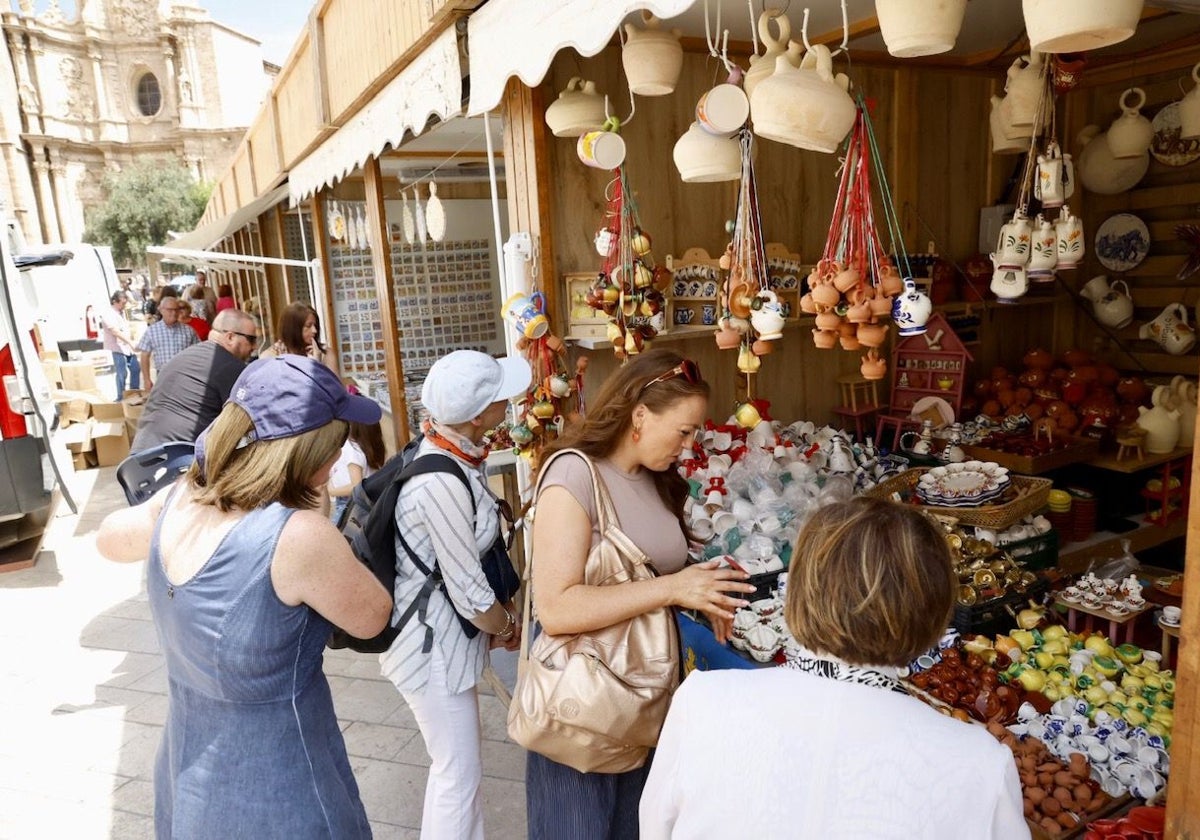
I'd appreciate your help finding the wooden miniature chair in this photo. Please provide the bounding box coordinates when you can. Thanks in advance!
[832,374,880,442]
[1116,427,1147,462]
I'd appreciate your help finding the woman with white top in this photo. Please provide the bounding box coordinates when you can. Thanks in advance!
[380,349,530,840]
[639,497,1028,840]
[327,420,385,523]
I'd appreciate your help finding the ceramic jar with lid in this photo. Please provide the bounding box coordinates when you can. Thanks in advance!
[750,45,854,154]
[544,78,607,138]
[621,12,683,97]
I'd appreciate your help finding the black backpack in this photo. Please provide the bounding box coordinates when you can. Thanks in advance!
[327,439,519,654]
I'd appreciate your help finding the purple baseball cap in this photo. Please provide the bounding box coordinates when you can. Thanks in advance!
[231,355,381,442]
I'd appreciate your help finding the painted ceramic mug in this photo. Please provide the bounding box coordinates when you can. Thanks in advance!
[503,291,549,339]
[577,117,626,169]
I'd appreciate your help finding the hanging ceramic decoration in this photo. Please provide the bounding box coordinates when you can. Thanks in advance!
[328,200,346,241]
[743,11,793,102]
[401,191,416,244]
[356,206,369,251]
[1151,102,1200,167]
[425,181,446,242]
[621,12,683,97]
[544,77,607,137]
[1095,213,1150,272]
[1105,88,1153,159]
[414,189,428,242]
[876,0,967,58]
[1075,125,1149,194]
[1180,63,1200,140]
[673,122,741,182]
[1022,0,1143,54]
[751,44,854,153]
[348,206,360,250]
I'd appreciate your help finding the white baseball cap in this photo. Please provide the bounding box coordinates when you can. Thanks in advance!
[421,350,531,424]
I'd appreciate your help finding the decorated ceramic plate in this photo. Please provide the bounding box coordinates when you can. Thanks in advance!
[1095,213,1151,272]
[1151,102,1200,167]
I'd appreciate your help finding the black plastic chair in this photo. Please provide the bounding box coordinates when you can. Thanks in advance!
[116,442,196,506]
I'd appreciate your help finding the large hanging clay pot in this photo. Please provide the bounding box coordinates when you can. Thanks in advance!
[1004,54,1046,130]
[1180,63,1200,140]
[1105,88,1154,159]
[1075,125,1149,195]
[750,47,854,154]
[1023,0,1144,54]
[876,0,967,58]
[673,122,741,182]
[743,12,792,102]
[544,78,607,138]
[621,12,683,97]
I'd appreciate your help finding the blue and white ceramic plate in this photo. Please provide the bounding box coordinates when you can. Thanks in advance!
[1095,213,1150,273]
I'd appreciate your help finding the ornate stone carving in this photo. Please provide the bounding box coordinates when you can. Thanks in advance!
[39,0,66,27]
[18,83,40,113]
[58,56,95,121]
[109,0,157,39]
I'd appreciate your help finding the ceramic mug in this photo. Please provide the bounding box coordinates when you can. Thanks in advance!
[577,118,627,169]
[502,291,549,339]
[1163,605,1182,623]
[696,82,750,136]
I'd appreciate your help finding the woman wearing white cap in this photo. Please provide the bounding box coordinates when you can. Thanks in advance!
[380,349,531,840]
[96,356,392,837]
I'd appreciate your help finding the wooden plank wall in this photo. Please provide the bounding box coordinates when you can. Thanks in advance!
[541,45,1045,426]
[1062,59,1200,380]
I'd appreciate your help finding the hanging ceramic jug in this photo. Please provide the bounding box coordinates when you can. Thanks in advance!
[1106,88,1154,159]
[1023,0,1143,54]
[621,12,683,97]
[891,278,932,336]
[1035,141,1073,208]
[990,265,1029,303]
[876,0,967,57]
[1004,54,1045,130]
[1054,206,1085,269]
[1081,276,1135,328]
[1074,125,1150,195]
[744,12,791,101]
[544,77,607,137]
[749,290,787,340]
[990,96,1028,154]
[695,77,750,137]
[673,122,741,183]
[1180,62,1200,140]
[751,45,854,154]
[1140,303,1197,355]
[995,212,1032,269]
[1027,215,1058,282]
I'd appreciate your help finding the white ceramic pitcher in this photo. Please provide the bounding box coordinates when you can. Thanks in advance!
[1106,88,1154,159]
[750,46,854,154]
[1140,303,1197,356]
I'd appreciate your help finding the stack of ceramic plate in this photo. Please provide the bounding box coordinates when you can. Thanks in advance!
[915,462,1011,508]
[1067,487,1097,543]
[1046,488,1073,537]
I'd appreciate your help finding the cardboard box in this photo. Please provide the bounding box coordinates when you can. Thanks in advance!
[58,422,94,454]
[125,418,139,441]
[72,451,98,471]
[41,360,62,388]
[59,361,97,392]
[52,388,110,427]
[39,349,62,362]
[122,389,147,422]
[92,421,130,467]
[90,402,125,422]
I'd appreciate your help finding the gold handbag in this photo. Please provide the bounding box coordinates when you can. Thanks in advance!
[507,449,681,774]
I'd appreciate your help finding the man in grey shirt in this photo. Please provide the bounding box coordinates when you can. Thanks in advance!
[130,309,259,452]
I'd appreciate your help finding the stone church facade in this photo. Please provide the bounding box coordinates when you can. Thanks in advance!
[0,0,275,247]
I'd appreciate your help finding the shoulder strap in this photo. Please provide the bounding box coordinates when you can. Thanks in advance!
[393,452,475,576]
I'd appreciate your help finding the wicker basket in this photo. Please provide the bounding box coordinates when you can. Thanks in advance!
[864,468,1053,530]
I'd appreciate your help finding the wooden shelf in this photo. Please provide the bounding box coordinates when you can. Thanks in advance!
[1086,446,1192,474]
[1056,513,1187,574]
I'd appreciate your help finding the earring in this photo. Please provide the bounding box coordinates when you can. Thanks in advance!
[632,424,642,443]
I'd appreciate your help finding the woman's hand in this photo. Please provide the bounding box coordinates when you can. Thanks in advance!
[669,560,754,622]
[709,614,735,646]
[306,341,322,360]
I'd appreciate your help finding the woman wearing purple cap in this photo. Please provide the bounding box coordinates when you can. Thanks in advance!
[97,356,392,838]
[380,349,532,840]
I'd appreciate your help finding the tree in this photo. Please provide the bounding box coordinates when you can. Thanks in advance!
[85,159,212,267]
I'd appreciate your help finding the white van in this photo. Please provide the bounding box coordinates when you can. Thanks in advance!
[15,243,120,356]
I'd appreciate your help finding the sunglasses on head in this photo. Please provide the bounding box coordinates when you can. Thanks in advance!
[638,359,701,396]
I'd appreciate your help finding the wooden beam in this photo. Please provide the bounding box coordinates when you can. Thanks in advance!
[501,79,558,329]
[309,6,331,127]
[363,156,411,447]
[308,194,338,375]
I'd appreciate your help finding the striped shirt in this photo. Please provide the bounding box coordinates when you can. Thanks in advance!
[137,320,198,371]
[380,440,500,695]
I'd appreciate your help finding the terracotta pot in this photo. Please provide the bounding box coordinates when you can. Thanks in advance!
[751,339,775,356]
[857,322,888,347]
[799,293,818,314]
[811,281,841,309]
[715,323,742,350]
[869,295,894,318]
[815,310,842,331]
[728,282,755,318]
[861,350,887,380]
[833,266,861,293]
[839,334,861,351]
[811,329,838,349]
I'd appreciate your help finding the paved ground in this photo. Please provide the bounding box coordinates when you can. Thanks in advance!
[0,462,529,839]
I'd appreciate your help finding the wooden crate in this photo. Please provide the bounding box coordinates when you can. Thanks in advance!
[961,437,1099,475]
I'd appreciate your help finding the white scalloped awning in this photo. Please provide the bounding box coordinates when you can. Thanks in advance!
[466,0,695,116]
[288,27,463,204]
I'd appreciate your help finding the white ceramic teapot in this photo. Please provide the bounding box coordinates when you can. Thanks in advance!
[744,12,792,101]
[995,212,1032,269]
[621,12,683,97]
[1140,303,1198,355]
[544,78,607,138]
[750,45,854,154]
[1181,62,1200,141]
[673,122,741,183]
[750,289,787,340]
[1080,275,1134,328]
[1034,141,1074,209]
[1106,88,1154,159]
[990,264,1029,303]
[1054,205,1085,269]
[1027,215,1058,281]
[1138,387,1183,454]
[891,277,932,336]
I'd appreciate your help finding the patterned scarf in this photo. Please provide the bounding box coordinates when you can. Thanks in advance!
[781,645,907,695]
[423,420,489,467]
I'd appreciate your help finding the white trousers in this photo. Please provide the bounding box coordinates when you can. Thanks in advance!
[402,647,485,840]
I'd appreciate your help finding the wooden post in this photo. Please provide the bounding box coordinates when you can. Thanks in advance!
[1166,373,1200,835]
[501,79,558,327]
[363,156,411,447]
[308,194,338,372]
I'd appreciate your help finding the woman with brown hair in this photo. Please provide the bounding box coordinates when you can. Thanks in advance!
[639,497,1027,839]
[260,301,338,372]
[525,348,756,840]
[215,283,236,315]
[327,419,386,523]
[96,356,391,837]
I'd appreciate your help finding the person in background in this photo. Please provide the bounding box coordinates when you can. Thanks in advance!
[381,349,531,840]
[215,283,236,315]
[260,301,338,373]
[99,290,140,401]
[180,298,210,342]
[137,294,197,389]
[131,309,259,453]
[327,420,386,523]
[97,355,391,838]
[184,269,217,321]
[639,497,1027,840]
[526,349,755,840]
